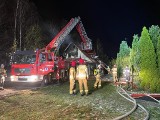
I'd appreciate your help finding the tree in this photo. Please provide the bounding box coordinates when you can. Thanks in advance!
[116,53,123,78]
[157,37,160,72]
[139,27,157,91]
[116,41,130,67]
[149,25,160,71]
[116,40,130,77]
[130,34,140,77]
[96,38,109,64]
[0,0,15,64]
[0,0,40,52]
[25,24,43,50]
[149,25,160,50]
[130,34,140,83]
[156,37,160,92]
[96,38,103,57]
[14,0,39,50]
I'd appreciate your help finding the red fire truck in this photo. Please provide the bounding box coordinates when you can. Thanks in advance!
[10,16,92,86]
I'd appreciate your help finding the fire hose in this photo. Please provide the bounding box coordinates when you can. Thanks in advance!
[114,86,149,120]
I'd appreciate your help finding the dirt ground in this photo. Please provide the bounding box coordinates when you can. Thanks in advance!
[0,76,120,99]
[0,88,19,97]
[0,82,40,99]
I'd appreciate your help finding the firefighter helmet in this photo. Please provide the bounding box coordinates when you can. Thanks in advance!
[97,64,101,69]
[79,58,84,64]
[71,60,76,67]
[1,64,4,68]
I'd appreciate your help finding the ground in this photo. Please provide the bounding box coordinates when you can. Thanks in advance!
[0,76,159,120]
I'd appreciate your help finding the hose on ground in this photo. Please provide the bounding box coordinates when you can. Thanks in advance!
[138,104,149,120]
[114,86,149,120]
[114,86,137,120]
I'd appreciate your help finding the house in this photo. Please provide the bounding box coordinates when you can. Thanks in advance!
[64,43,98,76]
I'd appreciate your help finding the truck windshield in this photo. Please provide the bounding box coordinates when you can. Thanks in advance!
[13,54,36,64]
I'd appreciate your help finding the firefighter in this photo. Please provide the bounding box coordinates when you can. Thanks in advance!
[76,58,89,96]
[123,65,130,81]
[94,64,102,88]
[123,65,131,90]
[0,64,7,90]
[111,64,118,83]
[69,60,76,95]
[107,66,111,74]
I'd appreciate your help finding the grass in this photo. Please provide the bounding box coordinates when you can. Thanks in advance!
[0,80,141,120]
[136,99,160,120]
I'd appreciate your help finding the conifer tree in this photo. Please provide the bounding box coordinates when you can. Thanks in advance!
[116,41,130,77]
[96,38,109,64]
[157,37,160,72]
[25,24,42,50]
[156,37,160,92]
[149,25,160,50]
[139,27,157,91]
[117,41,130,67]
[130,34,140,83]
[130,34,140,74]
[149,25,160,70]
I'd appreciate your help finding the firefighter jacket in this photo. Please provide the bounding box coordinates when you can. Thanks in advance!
[76,65,88,79]
[0,68,6,76]
[69,67,76,80]
[94,68,102,78]
[112,67,117,75]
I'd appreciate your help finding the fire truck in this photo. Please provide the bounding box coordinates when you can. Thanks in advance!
[10,16,92,86]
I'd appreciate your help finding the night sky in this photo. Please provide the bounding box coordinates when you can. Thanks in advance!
[32,0,160,58]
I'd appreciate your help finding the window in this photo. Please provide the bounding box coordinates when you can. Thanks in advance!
[47,53,52,61]
[40,53,46,63]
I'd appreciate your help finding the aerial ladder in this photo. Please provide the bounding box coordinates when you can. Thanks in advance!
[45,16,92,53]
[76,21,92,50]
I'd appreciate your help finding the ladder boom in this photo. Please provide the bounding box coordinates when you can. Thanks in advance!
[45,16,92,52]
[76,21,92,50]
[45,17,81,51]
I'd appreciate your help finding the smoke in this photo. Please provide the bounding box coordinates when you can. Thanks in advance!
[41,20,74,46]
[63,34,73,44]
[41,21,58,40]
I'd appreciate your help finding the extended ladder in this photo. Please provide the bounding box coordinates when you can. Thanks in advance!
[76,21,92,50]
[45,17,81,52]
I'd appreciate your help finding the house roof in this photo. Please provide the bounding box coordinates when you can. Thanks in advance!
[64,43,97,63]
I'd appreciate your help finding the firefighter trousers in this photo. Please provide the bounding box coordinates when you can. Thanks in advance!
[69,79,76,94]
[78,79,88,95]
[113,73,118,83]
[94,77,101,88]
[0,77,4,89]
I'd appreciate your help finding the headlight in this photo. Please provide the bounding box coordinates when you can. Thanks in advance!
[29,75,38,82]
[10,75,15,81]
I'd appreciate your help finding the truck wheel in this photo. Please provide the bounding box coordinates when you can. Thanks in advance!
[41,76,48,87]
